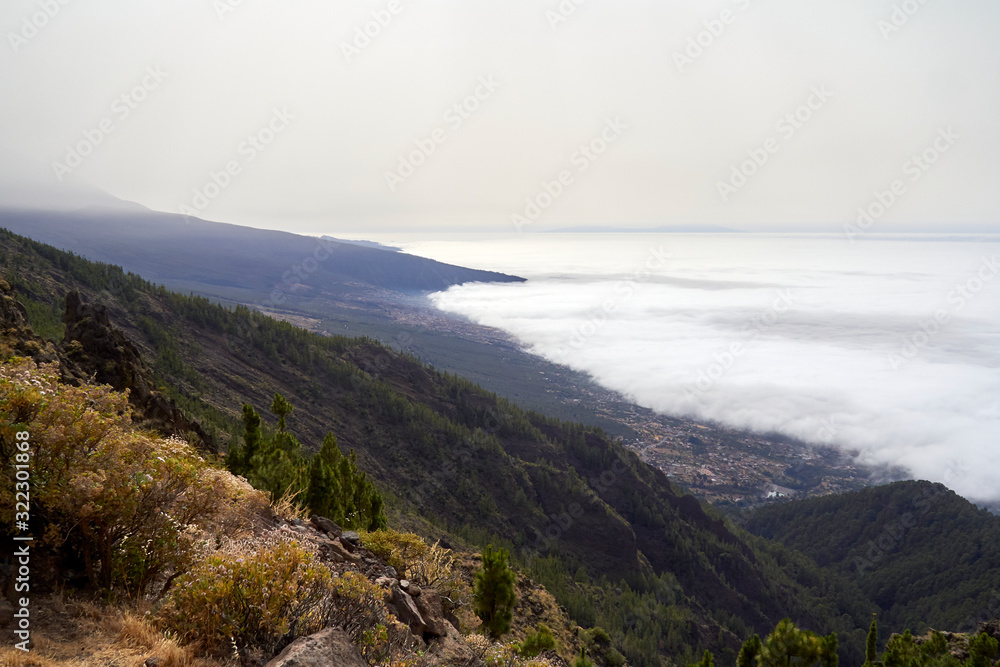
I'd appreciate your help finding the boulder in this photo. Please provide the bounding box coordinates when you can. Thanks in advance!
[310,515,343,537]
[265,628,366,667]
[412,588,449,638]
[978,620,1000,641]
[340,530,361,547]
[423,621,477,667]
[390,585,427,637]
[316,537,361,564]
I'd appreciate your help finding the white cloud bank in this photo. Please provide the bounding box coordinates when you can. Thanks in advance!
[418,233,1000,505]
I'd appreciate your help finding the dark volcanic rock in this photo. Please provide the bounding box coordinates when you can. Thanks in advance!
[59,291,214,453]
[310,515,343,537]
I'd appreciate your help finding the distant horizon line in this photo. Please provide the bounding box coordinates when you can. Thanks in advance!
[1,203,998,237]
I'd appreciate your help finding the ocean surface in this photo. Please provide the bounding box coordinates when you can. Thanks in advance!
[360,232,1000,504]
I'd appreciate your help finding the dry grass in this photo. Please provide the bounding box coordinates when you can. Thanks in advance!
[271,486,309,522]
[0,595,227,667]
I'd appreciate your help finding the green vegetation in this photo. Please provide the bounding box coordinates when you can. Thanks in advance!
[745,480,1000,638]
[359,528,431,577]
[518,624,558,657]
[572,647,596,667]
[226,394,387,530]
[867,617,879,665]
[3,226,998,667]
[738,634,762,667]
[880,629,999,667]
[475,545,517,639]
[0,359,262,597]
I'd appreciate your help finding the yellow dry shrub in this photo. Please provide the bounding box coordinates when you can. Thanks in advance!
[159,539,333,659]
[0,359,250,596]
[359,529,430,577]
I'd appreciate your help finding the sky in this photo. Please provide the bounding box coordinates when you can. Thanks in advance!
[1,0,999,234]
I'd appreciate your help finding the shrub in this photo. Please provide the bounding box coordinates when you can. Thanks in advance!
[328,571,417,666]
[0,359,244,596]
[571,647,595,667]
[360,529,430,577]
[407,540,473,618]
[519,624,557,657]
[159,539,333,660]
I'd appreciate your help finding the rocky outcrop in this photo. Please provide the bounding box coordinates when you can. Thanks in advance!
[58,291,214,452]
[413,588,451,638]
[310,515,343,538]
[0,279,60,364]
[1,285,214,452]
[264,628,367,667]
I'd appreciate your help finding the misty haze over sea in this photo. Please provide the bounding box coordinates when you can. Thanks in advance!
[364,232,1000,505]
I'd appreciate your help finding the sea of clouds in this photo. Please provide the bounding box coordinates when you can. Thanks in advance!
[385,233,1000,505]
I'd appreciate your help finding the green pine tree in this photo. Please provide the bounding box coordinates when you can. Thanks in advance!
[691,650,714,667]
[968,632,999,667]
[271,392,293,432]
[571,647,595,667]
[226,403,263,477]
[474,544,517,639]
[867,615,879,664]
[759,619,838,667]
[738,634,762,667]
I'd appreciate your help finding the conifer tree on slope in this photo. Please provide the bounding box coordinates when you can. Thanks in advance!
[474,544,517,639]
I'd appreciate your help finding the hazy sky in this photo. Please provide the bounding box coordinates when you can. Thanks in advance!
[2,0,999,233]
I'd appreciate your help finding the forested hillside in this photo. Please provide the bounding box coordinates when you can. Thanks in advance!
[745,481,1000,640]
[0,226,931,666]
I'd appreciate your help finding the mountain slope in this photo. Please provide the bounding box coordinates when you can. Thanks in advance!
[745,480,1000,638]
[0,207,648,436]
[0,208,522,295]
[1,226,877,666]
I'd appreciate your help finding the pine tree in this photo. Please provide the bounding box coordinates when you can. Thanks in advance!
[306,434,343,520]
[867,615,879,664]
[474,544,517,639]
[304,434,386,530]
[759,619,838,667]
[226,403,263,477]
[691,649,714,667]
[271,392,293,432]
[738,634,762,667]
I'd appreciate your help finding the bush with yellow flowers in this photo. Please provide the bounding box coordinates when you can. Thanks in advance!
[159,538,334,659]
[0,359,257,597]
